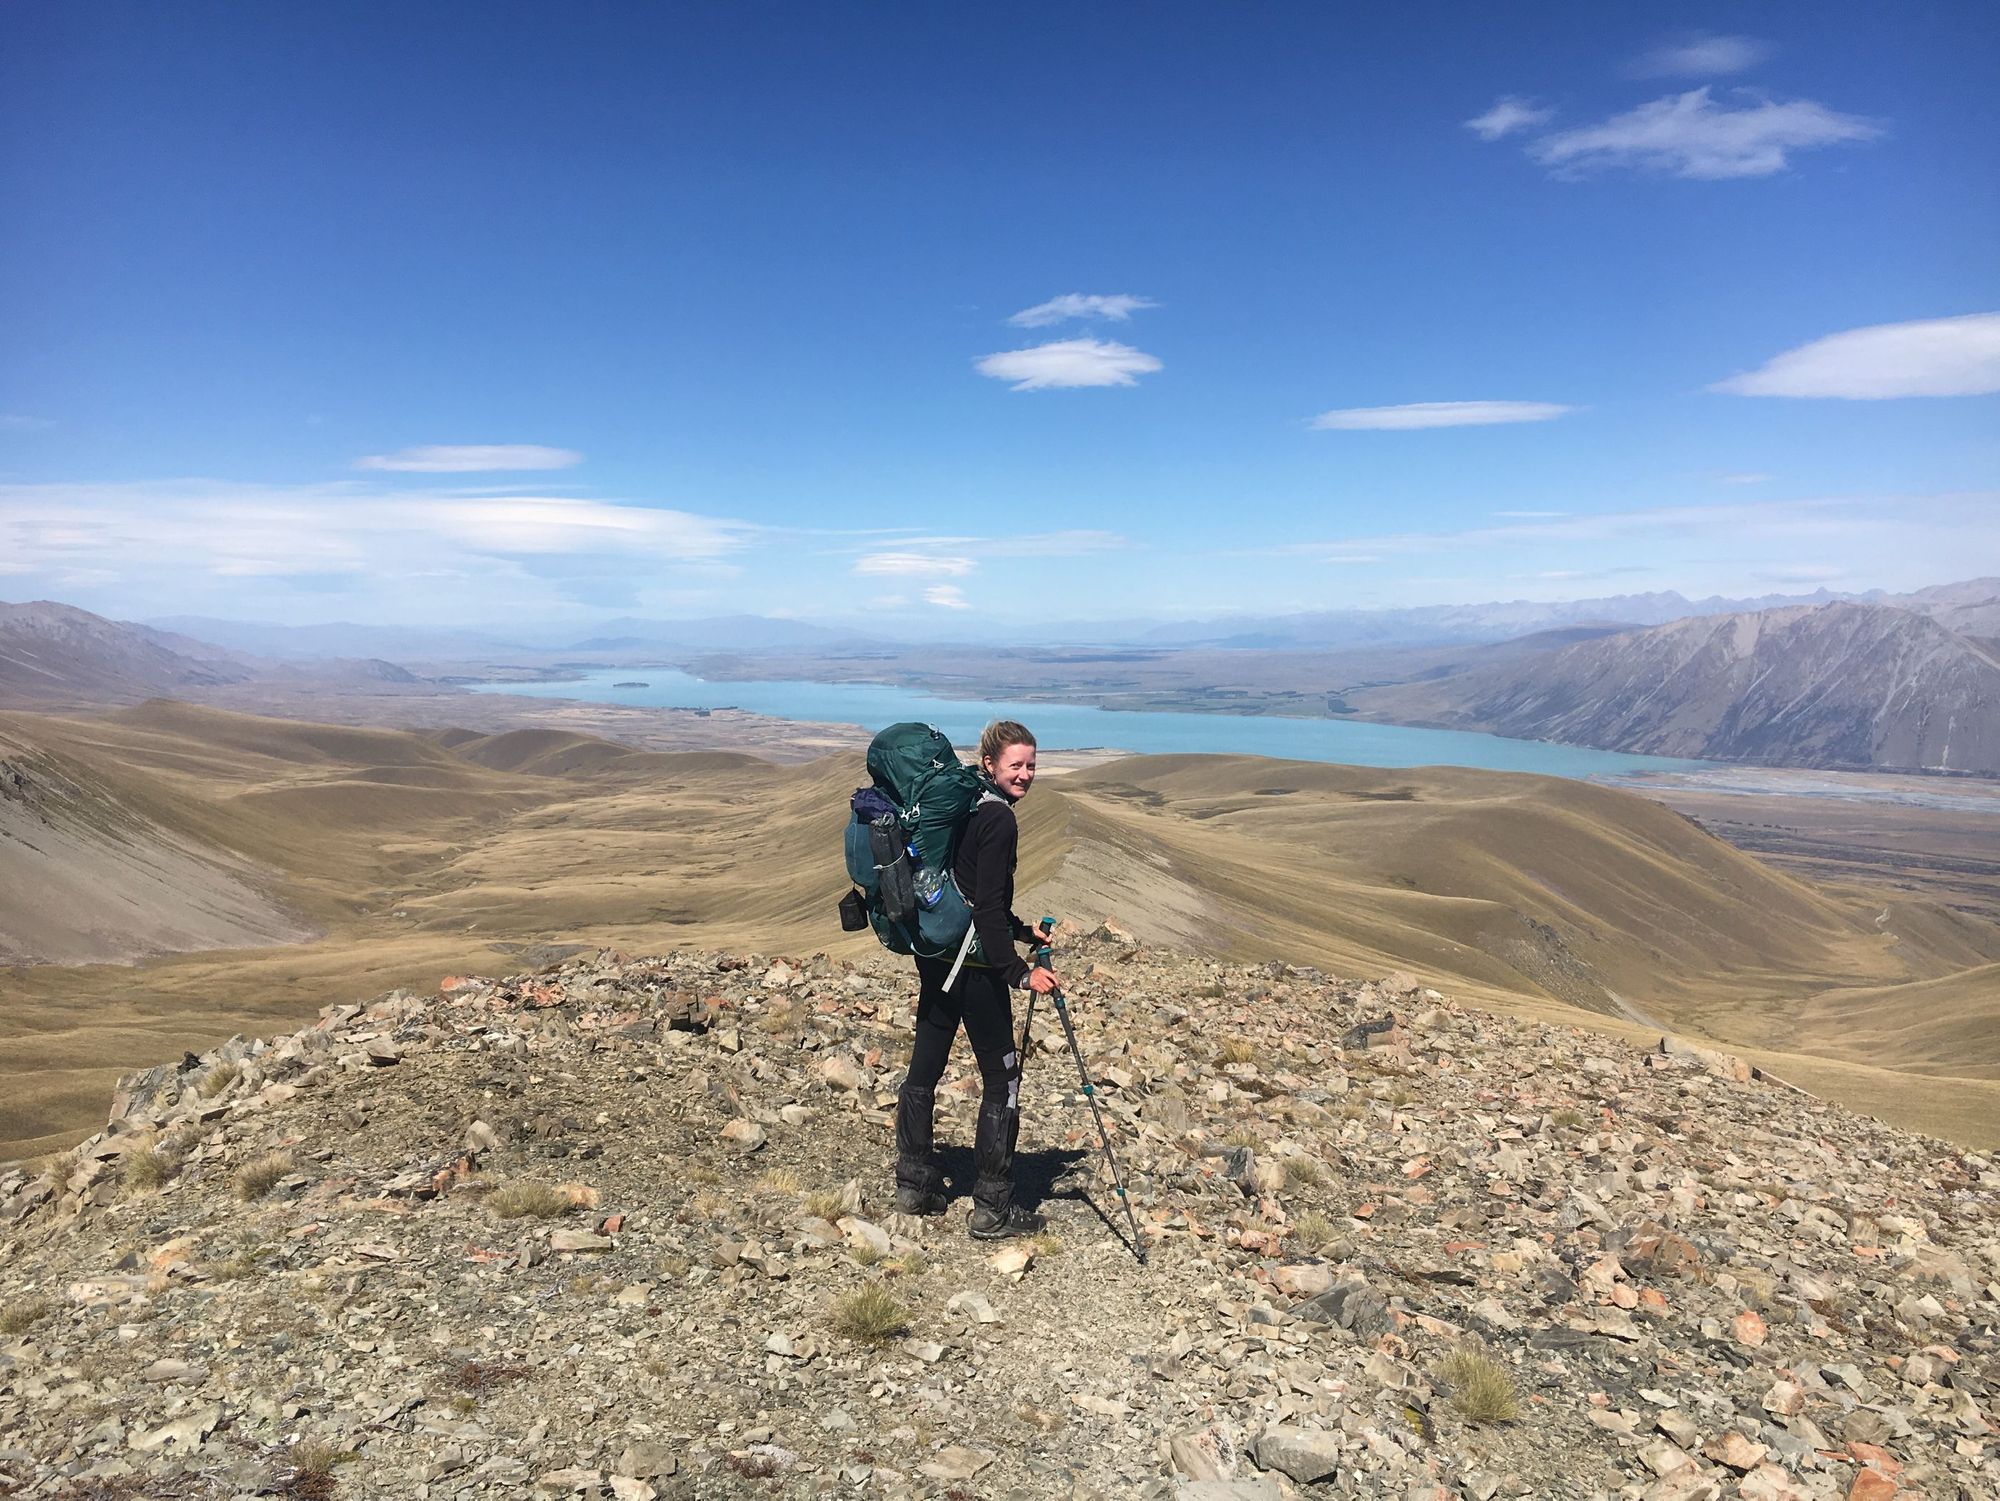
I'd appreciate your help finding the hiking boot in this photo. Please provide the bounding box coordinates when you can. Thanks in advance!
[893,1184,950,1216]
[967,1203,1046,1240]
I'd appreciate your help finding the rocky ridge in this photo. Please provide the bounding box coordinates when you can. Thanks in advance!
[1,933,1995,1500]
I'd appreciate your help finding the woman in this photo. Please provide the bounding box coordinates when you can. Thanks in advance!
[893,719,1061,1239]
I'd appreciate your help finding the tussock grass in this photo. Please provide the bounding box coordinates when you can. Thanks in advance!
[805,1190,846,1222]
[198,1061,241,1099]
[757,1167,804,1194]
[1290,1210,1341,1254]
[1549,1108,1585,1130]
[1215,1038,1258,1067]
[210,1245,275,1281]
[1,1294,55,1334]
[1224,1127,1262,1150]
[848,1240,885,1267]
[233,1151,295,1202]
[1284,1157,1326,1187]
[1028,1232,1065,1258]
[486,1181,571,1219]
[284,1438,345,1500]
[1437,1345,1521,1424]
[830,1284,909,1345]
[887,1249,931,1277]
[122,1144,180,1193]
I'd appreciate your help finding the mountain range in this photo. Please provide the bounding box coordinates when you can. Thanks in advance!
[1354,599,2000,774]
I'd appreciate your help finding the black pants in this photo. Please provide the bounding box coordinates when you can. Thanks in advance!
[896,956,1021,1212]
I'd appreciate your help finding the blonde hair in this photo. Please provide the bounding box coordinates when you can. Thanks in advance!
[978,719,1036,766]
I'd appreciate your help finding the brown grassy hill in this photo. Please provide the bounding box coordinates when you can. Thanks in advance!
[5,708,1998,1159]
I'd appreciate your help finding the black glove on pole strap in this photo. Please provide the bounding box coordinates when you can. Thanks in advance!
[1034,929,1147,1265]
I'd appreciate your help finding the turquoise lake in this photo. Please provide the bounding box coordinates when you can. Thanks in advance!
[473,669,1707,781]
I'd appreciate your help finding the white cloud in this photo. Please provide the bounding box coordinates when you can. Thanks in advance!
[924,585,971,609]
[1630,33,1772,78]
[1311,401,1575,431]
[354,444,584,473]
[1712,313,2000,399]
[1465,97,1554,141]
[853,552,976,577]
[974,339,1162,391]
[1527,88,1880,180]
[0,413,54,432]
[0,481,752,602]
[1007,294,1157,328]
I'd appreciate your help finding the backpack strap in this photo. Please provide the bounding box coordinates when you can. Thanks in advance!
[940,790,1011,991]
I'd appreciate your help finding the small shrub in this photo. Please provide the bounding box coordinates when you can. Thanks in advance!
[1224,1127,1262,1150]
[888,1249,931,1277]
[1290,1210,1341,1254]
[233,1152,295,1202]
[1284,1157,1325,1188]
[1215,1038,1258,1066]
[830,1283,909,1345]
[1028,1232,1065,1259]
[486,1181,570,1219]
[211,1246,274,1281]
[1549,1108,1585,1130]
[452,1358,528,1392]
[1437,1345,1520,1424]
[199,1062,241,1099]
[122,1143,179,1193]
[283,1438,344,1500]
[1,1295,55,1335]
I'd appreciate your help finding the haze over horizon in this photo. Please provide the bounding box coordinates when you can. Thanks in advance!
[3,3,1996,631]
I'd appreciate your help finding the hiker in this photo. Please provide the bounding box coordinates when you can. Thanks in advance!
[893,719,1060,1238]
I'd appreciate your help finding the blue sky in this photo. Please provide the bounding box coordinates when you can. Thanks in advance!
[2,2,1996,631]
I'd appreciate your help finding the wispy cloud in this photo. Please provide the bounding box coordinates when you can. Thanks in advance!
[1,481,751,596]
[1465,97,1555,142]
[1526,88,1880,179]
[1712,313,2000,399]
[354,444,584,473]
[1311,401,1575,431]
[975,338,1162,391]
[1629,33,1772,79]
[924,585,971,609]
[853,552,976,577]
[1007,294,1157,328]
[0,413,54,432]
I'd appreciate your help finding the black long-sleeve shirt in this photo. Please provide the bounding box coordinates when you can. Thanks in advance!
[951,796,1035,987]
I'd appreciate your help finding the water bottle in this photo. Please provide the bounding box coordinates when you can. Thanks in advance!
[911,850,946,910]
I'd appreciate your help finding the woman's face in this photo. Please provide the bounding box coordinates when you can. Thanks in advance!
[984,741,1037,801]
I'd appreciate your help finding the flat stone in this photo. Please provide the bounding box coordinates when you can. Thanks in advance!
[918,1446,995,1482]
[1252,1424,1342,1485]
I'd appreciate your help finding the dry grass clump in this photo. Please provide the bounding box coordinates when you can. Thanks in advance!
[485,1181,572,1219]
[805,1190,846,1222]
[233,1152,296,1202]
[451,1358,529,1392]
[1223,1127,1262,1150]
[1284,1156,1326,1187]
[210,1245,275,1281]
[122,1144,180,1193]
[282,1438,345,1500]
[886,1249,931,1277]
[848,1240,885,1267]
[829,1283,909,1345]
[1,1294,56,1334]
[757,1167,805,1194]
[1549,1108,1585,1130]
[1215,1037,1258,1066]
[198,1061,241,1099]
[1437,1344,1521,1424]
[1290,1210,1342,1254]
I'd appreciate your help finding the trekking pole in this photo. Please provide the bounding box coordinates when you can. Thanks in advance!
[1032,924,1147,1266]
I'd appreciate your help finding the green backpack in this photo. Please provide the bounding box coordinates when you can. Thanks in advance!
[841,723,999,973]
